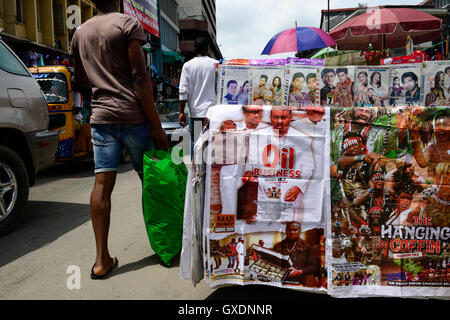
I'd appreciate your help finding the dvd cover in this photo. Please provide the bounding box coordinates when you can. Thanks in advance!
[249,59,286,106]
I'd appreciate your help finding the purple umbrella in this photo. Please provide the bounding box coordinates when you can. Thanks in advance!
[261,27,336,55]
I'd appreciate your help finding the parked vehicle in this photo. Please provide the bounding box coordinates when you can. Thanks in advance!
[0,39,59,235]
[29,65,93,161]
[157,98,189,148]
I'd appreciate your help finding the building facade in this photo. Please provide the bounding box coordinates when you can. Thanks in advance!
[159,0,183,81]
[177,0,222,61]
[0,0,96,65]
[419,0,449,8]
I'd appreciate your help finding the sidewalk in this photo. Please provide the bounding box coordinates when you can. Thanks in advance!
[0,162,214,300]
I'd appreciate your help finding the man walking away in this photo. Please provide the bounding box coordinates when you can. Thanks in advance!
[178,37,218,158]
[70,0,168,279]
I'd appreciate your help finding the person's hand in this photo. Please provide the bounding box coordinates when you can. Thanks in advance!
[284,186,301,202]
[179,112,187,127]
[363,152,379,164]
[246,215,258,225]
[408,116,422,143]
[288,268,303,278]
[203,117,210,130]
[242,171,257,183]
[334,110,347,123]
[220,120,236,132]
[152,126,169,150]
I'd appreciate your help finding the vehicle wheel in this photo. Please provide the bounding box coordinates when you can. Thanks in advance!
[0,145,29,236]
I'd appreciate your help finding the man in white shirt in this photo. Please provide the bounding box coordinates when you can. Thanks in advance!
[243,106,314,222]
[178,37,218,157]
[235,237,245,274]
[290,106,326,223]
[219,105,269,214]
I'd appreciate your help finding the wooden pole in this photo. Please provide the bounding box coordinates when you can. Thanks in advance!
[446,38,448,60]
[327,0,330,32]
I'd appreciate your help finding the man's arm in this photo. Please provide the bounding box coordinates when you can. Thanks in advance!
[128,40,168,150]
[179,100,187,127]
[72,50,90,89]
[178,64,188,127]
[352,188,372,207]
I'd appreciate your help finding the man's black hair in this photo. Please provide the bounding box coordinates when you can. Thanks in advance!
[194,37,209,55]
[306,73,316,82]
[292,72,305,81]
[286,221,301,229]
[401,72,418,84]
[242,105,262,113]
[227,80,237,88]
[260,74,268,80]
[336,68,348,75]
[321,68,336,79]
[91,0,115,8]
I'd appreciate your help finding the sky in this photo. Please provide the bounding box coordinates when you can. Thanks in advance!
[216,0,422,60]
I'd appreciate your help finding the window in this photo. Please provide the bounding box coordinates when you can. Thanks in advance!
[0,41,30,76]
[33,73,69,103]
[16,0,23,23]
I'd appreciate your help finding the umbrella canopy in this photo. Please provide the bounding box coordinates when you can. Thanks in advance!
[261,27,336,55]
[329,8,442,50]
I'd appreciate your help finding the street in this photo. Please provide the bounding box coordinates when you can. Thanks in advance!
[0,158,343,302]
[0,159,216,300]
[0,159,444,309]
[0,159,336,302]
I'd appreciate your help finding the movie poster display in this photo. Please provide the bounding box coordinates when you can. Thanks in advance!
[181,59,450,299]
[249,60,285,106]
[328,105,449,297]
[353,66,390,107]
[284,60,319,107]
[203,105,328,291]
[205,227,327,289]
[388,63,422,107]
[216,63,250,105]
[318,66,356,107]
[422,60,450,107]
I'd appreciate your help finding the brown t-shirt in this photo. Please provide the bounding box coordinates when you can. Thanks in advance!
[70,12,147,124]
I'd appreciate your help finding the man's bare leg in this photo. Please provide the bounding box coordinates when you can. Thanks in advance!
[90,171,117,276]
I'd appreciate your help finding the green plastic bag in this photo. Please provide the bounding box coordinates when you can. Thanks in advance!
[142,147,187,265]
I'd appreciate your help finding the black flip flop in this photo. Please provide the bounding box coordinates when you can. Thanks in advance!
[91,257,118,280]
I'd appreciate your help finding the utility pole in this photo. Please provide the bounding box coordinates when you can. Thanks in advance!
[327,0,330,32]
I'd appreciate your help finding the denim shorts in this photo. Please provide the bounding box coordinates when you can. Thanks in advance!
[91,123,154,175]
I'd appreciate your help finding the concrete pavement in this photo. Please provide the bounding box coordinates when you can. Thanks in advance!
[0,160,443,310]
[0,160,215,300]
